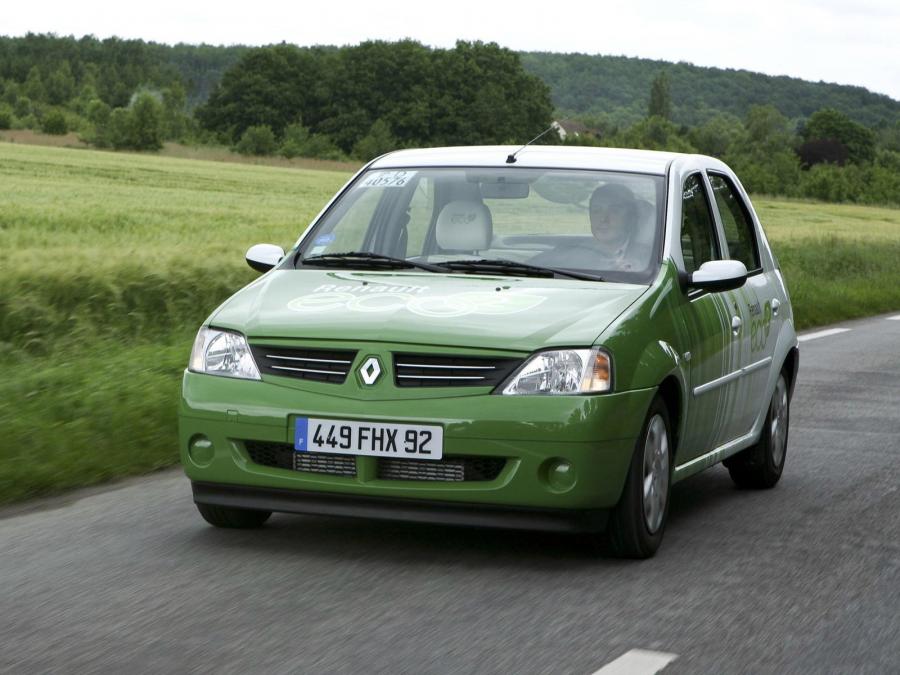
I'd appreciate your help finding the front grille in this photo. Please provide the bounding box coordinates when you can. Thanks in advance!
[294,453,357,477]
[393,353,521,388]
[244,441,357,477]
[377,456,506,482]
[251,346,358,383]
[243,442,503,482]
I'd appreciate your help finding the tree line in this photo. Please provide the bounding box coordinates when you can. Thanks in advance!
[0,34,898,205]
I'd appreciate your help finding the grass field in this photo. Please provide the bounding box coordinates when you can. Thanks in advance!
[2,142,899,505]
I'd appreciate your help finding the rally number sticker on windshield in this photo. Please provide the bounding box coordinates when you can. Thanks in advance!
[359,170,417,188]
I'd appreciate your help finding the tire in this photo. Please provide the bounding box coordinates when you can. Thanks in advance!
[196,503,272,529]
[606,396,673,559]
[724,371,789,489]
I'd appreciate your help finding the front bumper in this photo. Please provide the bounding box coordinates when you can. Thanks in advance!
[192,481,609,533]
[180,370,656,513]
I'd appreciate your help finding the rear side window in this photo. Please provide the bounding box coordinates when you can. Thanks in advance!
[680,173,719,274]
[708,173,761,271]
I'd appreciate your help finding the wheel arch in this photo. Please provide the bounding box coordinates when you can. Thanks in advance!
[656,375,683,457]
[782,345,800,399]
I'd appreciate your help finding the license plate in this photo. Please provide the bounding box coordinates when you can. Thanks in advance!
[294,417,443,460]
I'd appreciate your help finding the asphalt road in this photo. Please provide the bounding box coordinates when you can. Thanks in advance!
[2,313,898,674]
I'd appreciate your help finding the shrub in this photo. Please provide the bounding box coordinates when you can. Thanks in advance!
[234,124,277,156]
[41,109,68,135]
[279,122,311,158]
[0,106,12,130]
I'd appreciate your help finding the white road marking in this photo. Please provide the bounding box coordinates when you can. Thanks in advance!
[798,328,851,342]
[886,315,900,321]
[591,649,678,675]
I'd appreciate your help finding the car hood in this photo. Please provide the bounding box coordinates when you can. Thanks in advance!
[210,269,648,352]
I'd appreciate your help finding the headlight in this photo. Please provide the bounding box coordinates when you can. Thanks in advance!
[189,327,261,380]
[500,348,611,395]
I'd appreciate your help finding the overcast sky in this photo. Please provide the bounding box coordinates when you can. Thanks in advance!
[6,0,900,101]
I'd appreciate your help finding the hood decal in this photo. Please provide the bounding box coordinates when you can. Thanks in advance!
[288,284,546,318]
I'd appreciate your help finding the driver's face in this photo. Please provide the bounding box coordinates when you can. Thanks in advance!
[590,199,630,243]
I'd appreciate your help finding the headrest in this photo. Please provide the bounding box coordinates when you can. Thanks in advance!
[435,200,493,251]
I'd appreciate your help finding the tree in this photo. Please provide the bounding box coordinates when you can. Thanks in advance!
[803,108,876,164]
[162,83,188,139]
[23,66,45,102]
[648,71,671,120]
[107,108,133,149]
[352,119,398,160]
[198,40,554,153]
[129,93,164,150]
[688,113,746,157]
[45,62,76,105]
[197,44,326,143]
[797,139,849,167]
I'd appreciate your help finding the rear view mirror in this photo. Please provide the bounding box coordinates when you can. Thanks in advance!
[479,181,529,199]
[246,243,285,273]
[688,260,748,292]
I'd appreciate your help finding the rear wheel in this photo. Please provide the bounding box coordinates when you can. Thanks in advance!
[724,372,789,489]
[606,396,672,559]
[196,503,272,529]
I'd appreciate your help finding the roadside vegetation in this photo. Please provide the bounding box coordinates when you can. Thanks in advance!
[1,142,899,505]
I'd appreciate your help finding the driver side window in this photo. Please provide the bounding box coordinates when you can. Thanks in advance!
[680,174,720,274]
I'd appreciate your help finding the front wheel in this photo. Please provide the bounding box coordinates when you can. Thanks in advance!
[724,372,790,489]
[606,396,672,559]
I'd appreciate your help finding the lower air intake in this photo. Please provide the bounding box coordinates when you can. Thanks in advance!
[244,441,356,477]
[377,456,505,482]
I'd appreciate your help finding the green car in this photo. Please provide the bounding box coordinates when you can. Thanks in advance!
[181,146,798,558]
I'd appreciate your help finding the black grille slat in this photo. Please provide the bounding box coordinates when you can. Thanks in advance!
[243,441,504,482]
[244,441,357,477]
[294,453,357,476]
[393,353,521,388]
[377,456,506,482]
[245,440,294,470]
[251,346,358,383]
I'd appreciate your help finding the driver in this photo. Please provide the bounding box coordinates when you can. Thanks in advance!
[587,183,649,271]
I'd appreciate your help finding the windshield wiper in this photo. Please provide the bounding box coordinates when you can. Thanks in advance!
[298,252,448,273]
[436,258,604,282]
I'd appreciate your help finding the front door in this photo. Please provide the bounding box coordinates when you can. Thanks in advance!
[675,173,739,461]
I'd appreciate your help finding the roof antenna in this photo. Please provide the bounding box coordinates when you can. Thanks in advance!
[506,124,556,164]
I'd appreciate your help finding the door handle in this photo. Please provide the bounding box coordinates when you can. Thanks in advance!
[772,298,781,316]
[731,315,742,336]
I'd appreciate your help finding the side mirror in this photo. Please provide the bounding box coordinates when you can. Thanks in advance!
[689,260,748,292]
[246,243,285,273]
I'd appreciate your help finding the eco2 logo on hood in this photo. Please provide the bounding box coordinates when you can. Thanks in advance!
[287,284,546,319]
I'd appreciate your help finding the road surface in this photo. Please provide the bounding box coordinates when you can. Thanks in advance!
[2,313,898,674]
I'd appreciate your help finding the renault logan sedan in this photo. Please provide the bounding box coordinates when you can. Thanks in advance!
[181,146,798,558]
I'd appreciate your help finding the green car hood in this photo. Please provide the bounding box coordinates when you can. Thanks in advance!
[210,270,648,352]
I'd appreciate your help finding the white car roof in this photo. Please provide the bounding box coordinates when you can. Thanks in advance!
[370,145,685,175]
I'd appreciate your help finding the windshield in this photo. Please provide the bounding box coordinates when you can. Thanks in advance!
[295,167,666,283]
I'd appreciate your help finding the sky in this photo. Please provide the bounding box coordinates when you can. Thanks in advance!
[6,0,900,101]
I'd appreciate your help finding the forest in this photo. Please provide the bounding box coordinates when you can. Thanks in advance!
[1,33,899,205]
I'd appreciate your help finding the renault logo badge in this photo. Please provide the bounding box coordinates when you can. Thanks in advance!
[359,357,382,385]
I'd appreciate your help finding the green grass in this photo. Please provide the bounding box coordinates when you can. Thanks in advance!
[0,338,190,504]
[1,142,899,505]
